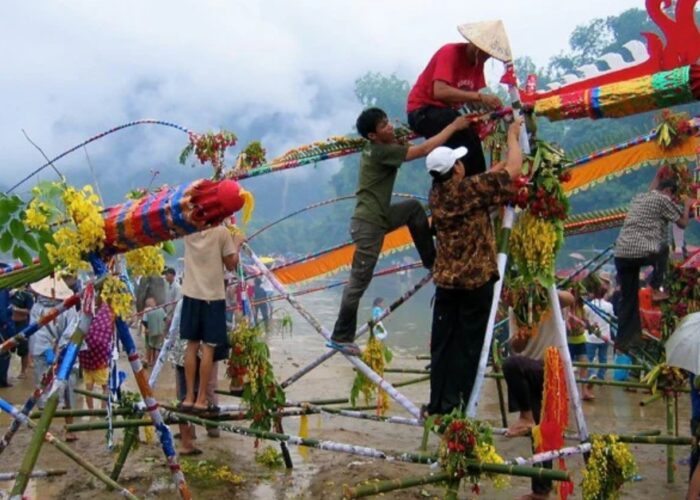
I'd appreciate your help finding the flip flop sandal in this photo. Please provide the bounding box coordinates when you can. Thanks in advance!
[176,402,195,412]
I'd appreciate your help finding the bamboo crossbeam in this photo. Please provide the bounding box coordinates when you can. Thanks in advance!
[30,408,132,418]
[171,409,438,464]
[344,463,570,498]
[592,434,692,445]
[483,372,690,392]
[280,272,433,388]
[0,469,66,481]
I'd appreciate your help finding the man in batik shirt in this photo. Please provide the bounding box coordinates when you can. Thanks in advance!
[425,118,523,416]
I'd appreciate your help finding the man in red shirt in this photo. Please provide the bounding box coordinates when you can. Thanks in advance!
[407,22,510,176]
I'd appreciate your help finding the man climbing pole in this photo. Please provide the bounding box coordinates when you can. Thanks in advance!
[327,108,472,356]
[407,21,510,176]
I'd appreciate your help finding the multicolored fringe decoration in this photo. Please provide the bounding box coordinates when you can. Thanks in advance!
[563,207,628,237]
[532,347,573,499]
[535,65,700,122]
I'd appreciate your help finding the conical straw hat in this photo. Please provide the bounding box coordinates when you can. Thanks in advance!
[457,20,512,62]
[30,275,73,300]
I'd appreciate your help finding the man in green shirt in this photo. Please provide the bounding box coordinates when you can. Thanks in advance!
[328,107,471,355]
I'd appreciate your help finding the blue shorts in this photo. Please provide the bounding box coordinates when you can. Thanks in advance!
[180,296,227,346]
[568,342,587,358]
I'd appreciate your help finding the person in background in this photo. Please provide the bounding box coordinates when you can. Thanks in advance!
[143,296,166,367]
[29,276,79,441]
[584,276,614,398]
[135,274,166,313]
[614,173,693,350]
[78,297,113,411]
[425,117,523,416]
[567,290,595,401]
[163,267,182,329]
[328,107,472,356]
[503,290,575,500]
[371,297,388,340]
[10,285,34,380]
[252,276,270,333]
[167,300,201,455]
[0,269,15,388]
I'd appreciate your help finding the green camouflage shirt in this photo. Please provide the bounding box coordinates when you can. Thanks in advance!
[429,170,511,289]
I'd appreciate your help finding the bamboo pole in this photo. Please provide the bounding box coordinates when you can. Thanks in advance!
[170,410,438,465]
[344,463,570,498]
[483,371,690,392]
[147,299,182,389]
[0,470,66,481]
[466,60,531,420]
[30,408,132,418]
[11,311,91,498]
[113,317,190,499]
[547,286,589,443]
[593,434,692,445]
[244,245,423,419]
[111,424,140,483]
[0,397,137,499]
[666,395,675,483]
[280,273,433,388]
[491,340,508,428]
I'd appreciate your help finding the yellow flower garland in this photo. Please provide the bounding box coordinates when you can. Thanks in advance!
[101,275,133,318]
[42,184,105,273]
[124,245,165,277]
[582,435,636,500]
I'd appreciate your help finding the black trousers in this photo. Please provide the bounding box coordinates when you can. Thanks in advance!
[332,200,435,343]
[428,283,493,415]
[407,106,486,176]
[614,244,669,349]
[0,353,10,387]
[502,355,552,495]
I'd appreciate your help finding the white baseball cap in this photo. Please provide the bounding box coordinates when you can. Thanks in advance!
[426,146,468,175]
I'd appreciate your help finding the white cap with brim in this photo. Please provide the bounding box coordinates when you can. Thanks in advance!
[426,146,468,175]
[457,20,512,63]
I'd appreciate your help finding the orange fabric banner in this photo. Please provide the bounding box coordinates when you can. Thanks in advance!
[562,137,699,194]
[274,226,414,285]
[275,136,699,285]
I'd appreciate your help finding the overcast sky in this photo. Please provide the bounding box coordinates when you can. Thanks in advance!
[1,0,647,193]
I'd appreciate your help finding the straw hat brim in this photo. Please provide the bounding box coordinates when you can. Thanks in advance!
[30,276,74,300]
[457,20,512,62]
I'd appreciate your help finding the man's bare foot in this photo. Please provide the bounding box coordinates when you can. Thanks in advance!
[505,418,535,437]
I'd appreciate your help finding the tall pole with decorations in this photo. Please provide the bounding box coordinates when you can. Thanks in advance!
[463,20,529,417]
[462,20,590,444]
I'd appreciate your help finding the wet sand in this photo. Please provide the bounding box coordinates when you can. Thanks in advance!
[0,289,692,499]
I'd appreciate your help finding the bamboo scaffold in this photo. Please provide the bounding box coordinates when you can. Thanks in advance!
[243,244,423,419]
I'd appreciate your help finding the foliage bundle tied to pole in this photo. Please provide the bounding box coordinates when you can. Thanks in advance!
[226,320,285,431]
[350,331,392,414]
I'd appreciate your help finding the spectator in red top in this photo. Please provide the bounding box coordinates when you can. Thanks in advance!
[407,22,511,177]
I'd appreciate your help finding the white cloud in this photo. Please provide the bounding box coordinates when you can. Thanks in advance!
[1,0,646,189]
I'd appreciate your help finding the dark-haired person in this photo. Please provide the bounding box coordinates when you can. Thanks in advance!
[163,267,181,330]
[425,117,523,416]
[614,172,694,350]
[327,108,472,356]
[407,22,509,177]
